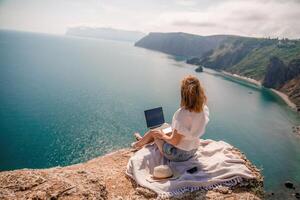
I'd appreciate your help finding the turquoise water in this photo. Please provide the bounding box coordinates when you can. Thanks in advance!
[0,30,300,192]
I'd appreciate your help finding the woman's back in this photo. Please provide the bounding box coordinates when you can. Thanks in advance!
[172,105,209,151]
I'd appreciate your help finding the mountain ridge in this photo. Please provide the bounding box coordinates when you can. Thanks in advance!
[135,32,235,57]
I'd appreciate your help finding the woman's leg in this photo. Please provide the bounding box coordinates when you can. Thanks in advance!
[132,130,156,148]
[154,139,164,155]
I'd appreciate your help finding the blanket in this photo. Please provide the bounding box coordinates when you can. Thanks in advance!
[126,139,255,199]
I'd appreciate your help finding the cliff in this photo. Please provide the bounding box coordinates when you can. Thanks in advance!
[263,57,300,88]
[0,148,263,200]
[262,57,300,109]
[280,76,300,110]
[135,32,231,57]
[263,57,289,88]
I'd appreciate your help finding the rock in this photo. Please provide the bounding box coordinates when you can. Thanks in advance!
[36,191,47,199]
[50,195,58,200]
[88,177,98,183]
[284,181,295,189]
[112,195,123,200]
[195,66,203,72]
[77,170,86,174]
[215,186,229,194]
[295,192,300,199]
[224,196,235,200]
[185,58,204,73]
[135,187,156,198]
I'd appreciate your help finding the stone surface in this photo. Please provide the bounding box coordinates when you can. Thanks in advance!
[284,181,295,189]
[0,147,263,200]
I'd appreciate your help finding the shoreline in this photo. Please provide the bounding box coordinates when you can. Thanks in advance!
[220,70,297,110]
[221,70,262,87]
[270,89,297,109]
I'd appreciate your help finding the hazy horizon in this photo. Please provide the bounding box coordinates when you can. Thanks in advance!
[1,0,300,39]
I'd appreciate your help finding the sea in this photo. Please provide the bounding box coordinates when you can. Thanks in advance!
[0,30,300,196]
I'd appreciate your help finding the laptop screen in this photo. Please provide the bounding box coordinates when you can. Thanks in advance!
[144,107,165,128]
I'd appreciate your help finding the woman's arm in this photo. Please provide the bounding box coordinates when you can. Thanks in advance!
[155,129,183,146]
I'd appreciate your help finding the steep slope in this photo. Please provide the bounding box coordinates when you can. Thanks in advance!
[135,32,231,57]
[262,57,300,109]
[280,76,300,110]
[200,38,300,80]
[262,57,288,88]
[263,57,300,88]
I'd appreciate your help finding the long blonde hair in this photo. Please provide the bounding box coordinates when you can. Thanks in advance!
[180,75,207,112]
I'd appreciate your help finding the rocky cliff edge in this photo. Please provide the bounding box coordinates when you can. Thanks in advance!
[0,147,263,200]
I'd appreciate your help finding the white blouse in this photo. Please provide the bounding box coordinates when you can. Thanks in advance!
[171,105,209,151]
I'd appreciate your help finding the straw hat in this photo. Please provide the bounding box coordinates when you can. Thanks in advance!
[153,165,173,179]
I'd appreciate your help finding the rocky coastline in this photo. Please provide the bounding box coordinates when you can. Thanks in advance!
[0,147,263,200]
[219,70,298,110]
[186,57,299,111]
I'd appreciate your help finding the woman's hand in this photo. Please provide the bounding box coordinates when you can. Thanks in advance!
[152,130,164,139]
[160,129,183,146]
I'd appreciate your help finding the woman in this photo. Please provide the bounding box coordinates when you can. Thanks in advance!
[132,75,209,162]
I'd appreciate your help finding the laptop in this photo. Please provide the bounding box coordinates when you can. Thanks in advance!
[144,107,172,134]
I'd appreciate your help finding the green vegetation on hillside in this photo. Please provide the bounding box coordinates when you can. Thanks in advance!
[200,37,300,80]
[135,32,232,57]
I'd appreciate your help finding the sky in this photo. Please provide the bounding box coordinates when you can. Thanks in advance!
[0,0,300,38]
